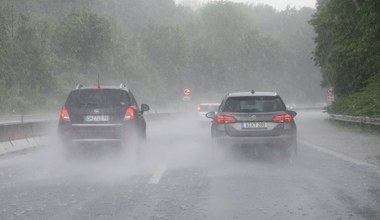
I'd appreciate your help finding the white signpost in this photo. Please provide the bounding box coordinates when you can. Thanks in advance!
[182,88,191,101]
[327,86,335,103]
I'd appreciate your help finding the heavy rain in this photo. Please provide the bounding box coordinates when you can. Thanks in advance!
[0,0,379,219]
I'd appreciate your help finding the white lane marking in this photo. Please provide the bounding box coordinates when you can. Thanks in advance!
[148,165,167,184]
[299,139,378,169]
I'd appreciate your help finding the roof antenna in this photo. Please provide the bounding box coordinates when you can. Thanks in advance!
[97,72,100,88]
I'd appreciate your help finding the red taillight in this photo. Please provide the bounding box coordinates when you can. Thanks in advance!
[272,114,293,123]
[60,107,70,122]
[124,107,135,120]
[216,114,237,124]
[197,105,201,111]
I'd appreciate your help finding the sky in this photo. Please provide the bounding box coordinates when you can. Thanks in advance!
[176,0,316,11]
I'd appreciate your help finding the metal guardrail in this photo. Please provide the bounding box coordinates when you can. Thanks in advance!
[329,114,380,126]
[0,108,333,145]
[0,112,179,144]
[0,112,179,155]
[0,114,56,125]
[143,112,176,121]
[0,107,325,143]
[0,121,54,143]
[292,106,324,111]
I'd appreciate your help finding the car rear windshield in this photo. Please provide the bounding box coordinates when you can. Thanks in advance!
[222,96,285,113]
[66,89,130,108]
[199,104,219,112]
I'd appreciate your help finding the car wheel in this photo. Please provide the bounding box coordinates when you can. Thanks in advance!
[60,140,75,159]
[281,141,297,163]
[140,129,147,141]
[125,129,146,161]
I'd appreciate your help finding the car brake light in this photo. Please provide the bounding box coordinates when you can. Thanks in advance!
[216,114,237,124]
[124,107,135,120]
[60,107,70,122]
[272,114,293,123]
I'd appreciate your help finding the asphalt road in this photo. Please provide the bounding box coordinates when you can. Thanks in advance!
[0,111,379,220]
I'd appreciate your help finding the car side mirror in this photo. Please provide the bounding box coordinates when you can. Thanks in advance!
[205,112,216,119]
[287,110,297,117]
[141,104,150,113]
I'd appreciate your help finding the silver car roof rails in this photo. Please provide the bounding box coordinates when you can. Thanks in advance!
[75,84,84,89]
[119,83,129,91]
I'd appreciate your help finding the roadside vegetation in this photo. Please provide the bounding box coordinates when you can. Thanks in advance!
[327,75,380,117]
[310,0,380,117]
[0,0,322,114]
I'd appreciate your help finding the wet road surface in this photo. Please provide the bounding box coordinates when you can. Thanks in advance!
[0,111,379,220]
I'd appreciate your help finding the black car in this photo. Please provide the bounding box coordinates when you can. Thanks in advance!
[58,84,149,150]
[206,90,297,159]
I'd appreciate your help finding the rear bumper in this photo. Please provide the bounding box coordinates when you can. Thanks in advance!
[58,123,133,144]
[214,134,295,146]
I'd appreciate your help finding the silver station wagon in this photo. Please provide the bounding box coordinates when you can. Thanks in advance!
[206,90,297,160]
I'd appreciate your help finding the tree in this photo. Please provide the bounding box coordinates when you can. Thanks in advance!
[310,0,380,97]
[54,9,113,76]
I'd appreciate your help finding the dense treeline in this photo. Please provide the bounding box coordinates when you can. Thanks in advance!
[0,0,322,113]
[310,0,380,116]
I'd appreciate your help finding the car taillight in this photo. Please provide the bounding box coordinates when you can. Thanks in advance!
[272,114,293,123]
[216,114,237,124]
[197,105,201,111]
[60,107,70,122]
[124,107,135,120]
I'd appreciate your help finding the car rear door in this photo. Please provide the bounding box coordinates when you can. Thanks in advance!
[66,89,129,124]
[221,96,287,137]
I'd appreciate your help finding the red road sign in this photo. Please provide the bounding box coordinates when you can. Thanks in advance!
[183,88,191,96]
[327,87,334,96]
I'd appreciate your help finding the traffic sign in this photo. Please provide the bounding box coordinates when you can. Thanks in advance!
[183,88,191,96]
[327,87,334,96]
[326,86,335,103]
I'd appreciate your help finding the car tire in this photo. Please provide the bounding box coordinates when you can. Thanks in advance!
[140,129,147,141]
[281,141,297,163]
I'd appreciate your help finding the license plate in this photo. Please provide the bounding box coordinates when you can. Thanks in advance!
[242,122,267,129]
[84,115,109,122]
